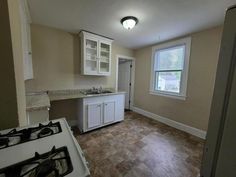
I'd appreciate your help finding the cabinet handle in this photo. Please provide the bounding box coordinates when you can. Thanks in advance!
[97,105,101,107]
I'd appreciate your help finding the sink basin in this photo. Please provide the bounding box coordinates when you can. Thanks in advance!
[81,89,113,95]
[100,90,112,94]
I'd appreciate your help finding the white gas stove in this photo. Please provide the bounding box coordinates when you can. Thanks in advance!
[0,119,90,177]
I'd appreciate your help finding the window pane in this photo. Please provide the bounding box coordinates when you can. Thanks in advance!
[155,71,181,93]
[154,45,185,71]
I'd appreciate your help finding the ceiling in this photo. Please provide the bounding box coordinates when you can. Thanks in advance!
[27,0,236,49]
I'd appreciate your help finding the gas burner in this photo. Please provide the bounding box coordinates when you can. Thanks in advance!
[0,122,62,150]
[0,146,73,177]
[37,128,54,138]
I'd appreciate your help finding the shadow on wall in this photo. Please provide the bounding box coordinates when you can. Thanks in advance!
[49,99,78,122]
[72,33,80,75]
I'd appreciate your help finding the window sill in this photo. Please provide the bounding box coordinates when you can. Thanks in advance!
[149,91,186,100]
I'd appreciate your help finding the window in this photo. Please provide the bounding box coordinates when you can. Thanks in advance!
[150,37,191,100]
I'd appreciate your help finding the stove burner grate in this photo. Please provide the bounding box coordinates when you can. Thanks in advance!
[0,146,73,177]
[0,122,62,150]
[0,137,9,149]
[35,159,58,177]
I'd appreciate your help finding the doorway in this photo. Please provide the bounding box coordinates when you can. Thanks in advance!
[116,55,135,111]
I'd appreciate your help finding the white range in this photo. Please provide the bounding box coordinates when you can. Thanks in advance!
[0,118,90,177]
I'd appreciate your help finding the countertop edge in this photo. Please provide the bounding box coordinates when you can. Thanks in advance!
[26,105,50,112]
[49,91,126,101]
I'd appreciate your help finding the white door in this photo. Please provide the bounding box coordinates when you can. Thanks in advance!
[87,103,102,129]
[118,60,132,109]
[103,101,115,124]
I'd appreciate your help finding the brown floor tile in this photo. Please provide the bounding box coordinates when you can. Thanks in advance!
[74,111,204,177]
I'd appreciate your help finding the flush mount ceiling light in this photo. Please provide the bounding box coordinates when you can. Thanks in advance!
[121,16,138,30]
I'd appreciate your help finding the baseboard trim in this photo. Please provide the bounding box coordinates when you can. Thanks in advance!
[133,106,206,139]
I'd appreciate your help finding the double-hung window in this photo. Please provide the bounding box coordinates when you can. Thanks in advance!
[150,37,191,100]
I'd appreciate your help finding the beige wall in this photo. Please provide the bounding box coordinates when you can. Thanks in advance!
[8,0,27,126]
[25,24,221,130]
[134,26,223,131]
[25,24,134,92]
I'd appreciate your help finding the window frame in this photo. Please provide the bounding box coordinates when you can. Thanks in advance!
[150,37,191,100]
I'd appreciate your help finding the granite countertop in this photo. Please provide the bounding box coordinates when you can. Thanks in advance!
[26,89,125,110]
[26,92,50,111]
[48,89,126,101]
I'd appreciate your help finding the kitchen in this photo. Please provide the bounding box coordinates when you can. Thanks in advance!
[1,0,236,177]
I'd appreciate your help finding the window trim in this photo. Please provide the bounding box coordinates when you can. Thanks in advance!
[150,37,191,100]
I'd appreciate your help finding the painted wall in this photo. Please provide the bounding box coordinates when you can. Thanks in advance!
[134,26,223,131]
[25,24,134,122]
[8,0,27,126]
[25,24,134,91]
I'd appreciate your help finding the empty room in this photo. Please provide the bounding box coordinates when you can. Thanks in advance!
[1,0,236,177]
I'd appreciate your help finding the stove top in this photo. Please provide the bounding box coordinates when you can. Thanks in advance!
[0,146,73,177]
[0,122,62,150]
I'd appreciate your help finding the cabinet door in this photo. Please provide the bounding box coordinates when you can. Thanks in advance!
[20,0,33,80]
[103,101,115,124]
[87,103,102,129]
[84,37,99,75]
[98,40,111,75]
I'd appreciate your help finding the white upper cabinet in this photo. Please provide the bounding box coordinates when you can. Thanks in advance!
[80,31,113,76]
[19,0,33,80]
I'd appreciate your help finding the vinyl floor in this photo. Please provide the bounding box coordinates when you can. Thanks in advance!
[74,111,204,177]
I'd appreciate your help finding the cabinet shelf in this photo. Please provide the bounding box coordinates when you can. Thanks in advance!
[100,49,109,53]
[100,60,109,63]
[86,54,97,61]
[86,46,97,50]
[86,59,97,62]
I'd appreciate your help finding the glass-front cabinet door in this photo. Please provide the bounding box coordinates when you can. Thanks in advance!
[99,41,111,75]
[80,31,113,76]
[84,38,98,75]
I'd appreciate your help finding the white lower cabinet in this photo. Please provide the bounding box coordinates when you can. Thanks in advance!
[77,94,124,132]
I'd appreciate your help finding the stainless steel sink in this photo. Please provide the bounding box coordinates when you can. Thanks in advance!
[100,90,113,94]
[81,89,113,95]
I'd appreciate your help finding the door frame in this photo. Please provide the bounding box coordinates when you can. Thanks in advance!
[116,55,136,110]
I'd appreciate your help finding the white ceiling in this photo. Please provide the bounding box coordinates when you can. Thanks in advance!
[27,0,236,49]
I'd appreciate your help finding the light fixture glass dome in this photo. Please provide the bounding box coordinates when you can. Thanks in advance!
[121,16,138,30]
